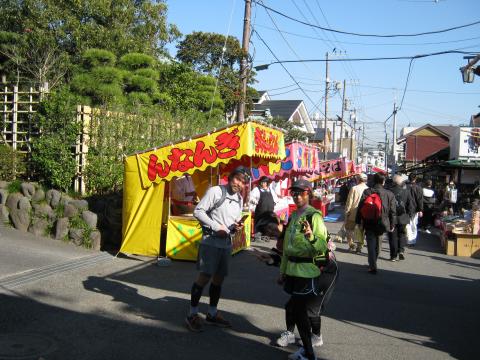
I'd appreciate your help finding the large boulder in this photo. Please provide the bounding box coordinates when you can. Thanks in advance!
[89,230,102,251]
[5,193,22,211]
[0,204,9,223]
[33,203,55,221]
[32,188,45,203]
[6,193,31,231]
[0,189,7,205]
[82,210,97,229]
[55,217,69,240]
[20,182,35,199]
[60,194,73,207]
[63,204,78,218]
[46,189,61,208]
[10,208,30,231]
[28,217,50,237]
[70,199,89,211]
[69,228,84,246]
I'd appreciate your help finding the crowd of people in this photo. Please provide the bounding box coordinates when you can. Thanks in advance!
[185,167,337,360]
[181,166,478,360]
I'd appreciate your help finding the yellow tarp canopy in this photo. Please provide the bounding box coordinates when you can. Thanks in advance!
[120,121,285,257]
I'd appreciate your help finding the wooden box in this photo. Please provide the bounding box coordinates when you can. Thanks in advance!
[446,240,456,256]
[453,230,480,257]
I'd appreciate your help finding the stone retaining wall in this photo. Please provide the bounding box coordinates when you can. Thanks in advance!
[0,181,103,250]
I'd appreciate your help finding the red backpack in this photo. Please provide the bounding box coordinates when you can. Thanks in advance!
[360,192,382,221]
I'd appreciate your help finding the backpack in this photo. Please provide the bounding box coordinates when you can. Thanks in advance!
[202,185,240,235]
[394,191,406,216]
[360,192,382,221]
[206,185,239,215]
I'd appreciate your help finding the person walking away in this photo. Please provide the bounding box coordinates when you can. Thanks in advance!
[406,173,424,246]
[356,173,396,274]
[388,175,415,261]
[421,180,436,232]
[344,173,369,252]
[339,181,349,206]
[278,179,329,360]
[185,166,249,332]
[444,181,458,214]
[251,176,276,242]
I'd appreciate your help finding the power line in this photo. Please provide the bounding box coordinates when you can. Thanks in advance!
[253,29,326,117]
[398,58,415,111]
[255,49,479,66]
[254,23,480,47]
[253,1,480,38]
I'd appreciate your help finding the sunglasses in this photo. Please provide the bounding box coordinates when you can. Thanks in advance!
[290,190,308,197]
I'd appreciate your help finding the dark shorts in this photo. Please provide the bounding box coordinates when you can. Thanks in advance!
[196,243,231,277]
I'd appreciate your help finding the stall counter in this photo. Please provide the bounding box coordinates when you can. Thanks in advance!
[166,213,251,261]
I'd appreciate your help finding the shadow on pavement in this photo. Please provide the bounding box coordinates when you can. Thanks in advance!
[81,243,479,360]
[0,288,287,360]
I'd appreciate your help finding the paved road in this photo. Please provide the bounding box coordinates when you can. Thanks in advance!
[0,212,479,360]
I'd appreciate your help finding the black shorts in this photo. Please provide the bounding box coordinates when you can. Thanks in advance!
[196,243,231,277]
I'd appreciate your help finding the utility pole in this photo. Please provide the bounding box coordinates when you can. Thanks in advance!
[392,102,398,174]
[323,52,329,160]
[339,79,346,157]
[237,0,251,122]
[384,123,388,173]
[361,125,365,161]
[349,110,356,162]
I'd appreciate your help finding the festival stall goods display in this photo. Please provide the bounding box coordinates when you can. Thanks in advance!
[120,121,286,261]
[438,200,480,258]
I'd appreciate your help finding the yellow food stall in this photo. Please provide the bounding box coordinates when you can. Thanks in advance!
[120,120,286,261]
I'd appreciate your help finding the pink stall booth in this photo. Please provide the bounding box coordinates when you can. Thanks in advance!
[249,141,320,223]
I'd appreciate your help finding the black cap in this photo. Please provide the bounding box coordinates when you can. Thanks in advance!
[229,166,250,180]
[259,176,271,184]
[289,179,312,191]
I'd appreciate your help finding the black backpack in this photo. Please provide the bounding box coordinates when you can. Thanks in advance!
[394,190,406,216]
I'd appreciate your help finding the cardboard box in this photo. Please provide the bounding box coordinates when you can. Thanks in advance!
[446,240,456,256]
[456,237,472,257]
[453,230,480,257]
[472,238,480,259]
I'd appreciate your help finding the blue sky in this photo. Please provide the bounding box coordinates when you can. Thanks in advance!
[165,0,480,147]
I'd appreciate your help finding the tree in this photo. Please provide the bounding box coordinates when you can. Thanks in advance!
[176,31,254,118]
[0,1,180,85]
[157,61,224,118]
[70,49,126,106]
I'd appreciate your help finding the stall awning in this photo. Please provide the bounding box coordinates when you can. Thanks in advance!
[440,160,480,169]
[131,121,286,188]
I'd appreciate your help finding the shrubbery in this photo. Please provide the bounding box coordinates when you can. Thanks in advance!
[0,144,25,181]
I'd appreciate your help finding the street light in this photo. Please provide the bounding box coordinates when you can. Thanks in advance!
[462,67,475,83]
[460,55,480,83]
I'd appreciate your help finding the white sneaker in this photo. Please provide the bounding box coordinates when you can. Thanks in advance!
[426,229,431,234]
[288,347,317,360]
[300,333,324,347]
[276,330,295,347]
[311,333,323,347]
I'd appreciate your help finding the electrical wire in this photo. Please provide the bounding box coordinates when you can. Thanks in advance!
[254,23,480,47]
[253,1,480,38]
[260,0,315,75]
[207,0,237,121]
[398,58,415,111]
[253,29,326,117]
[256,49,480,65]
